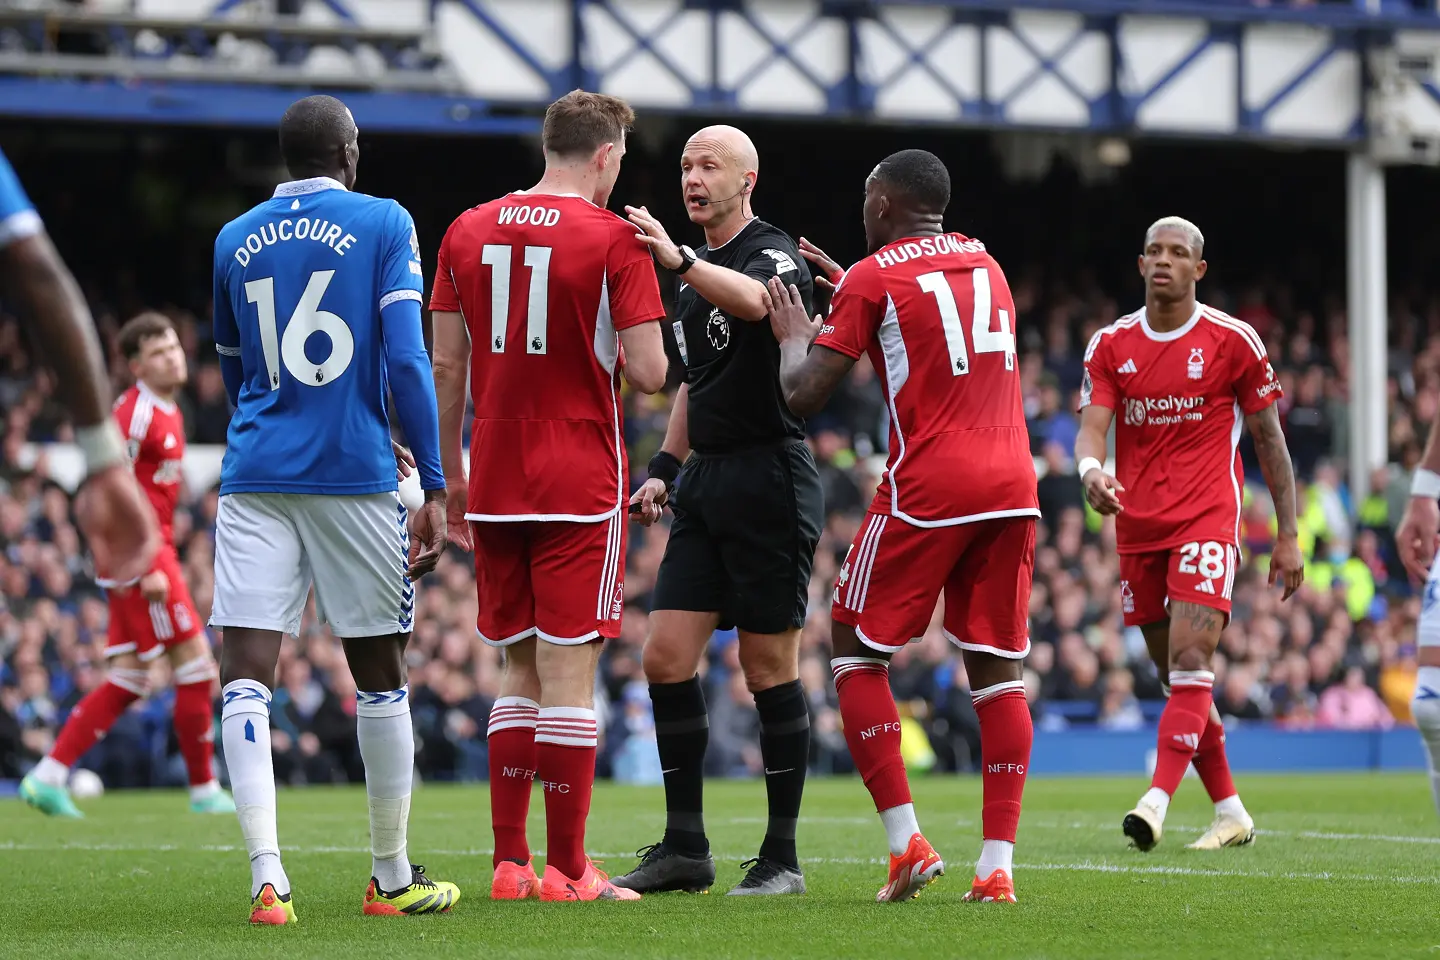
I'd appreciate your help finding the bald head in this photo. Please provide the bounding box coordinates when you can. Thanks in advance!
[684,124,759,176]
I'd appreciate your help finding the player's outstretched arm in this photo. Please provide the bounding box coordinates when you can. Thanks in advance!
[798,237,845,292]
[625,205,769,321]
[617,321,667,394]
[765,275,852,418]
[1245,404,1303,600]
[3,232,160,583]
[1075,405,1124,515]
[430,309,473,551]
[1397,416,1440,584]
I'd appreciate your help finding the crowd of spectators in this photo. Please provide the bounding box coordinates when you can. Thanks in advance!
[0,266,1432,789]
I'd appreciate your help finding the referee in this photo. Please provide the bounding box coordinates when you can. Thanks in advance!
[618,125,821,896]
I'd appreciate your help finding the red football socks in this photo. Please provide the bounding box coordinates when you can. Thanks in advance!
[1192,711,1238,802]
[1152,671,1215,797]
[50,679,142,767]
[832,658,912,812]
[972,681,1031,842]
[173,680,218,787]
[487,697,539,866]
[535,707,598,881]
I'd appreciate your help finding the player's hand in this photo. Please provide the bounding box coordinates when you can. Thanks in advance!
[628,478,669,527]
[139,569,169,604]
[798,237,845,291]
[444,477,472,552]
[1081,466,1125,515]
[1269,533,1305,601]
[76,463,161,586]
[1396,495,1440,585]
[625,205,683,271]
[762,276,822,346]
[407,494,447,580]
[391,441,415,483]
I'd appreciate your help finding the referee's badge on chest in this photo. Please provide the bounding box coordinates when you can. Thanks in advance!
[673,320,689,365]
[706,307,731,351]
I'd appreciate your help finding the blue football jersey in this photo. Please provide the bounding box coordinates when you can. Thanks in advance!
[213,177,424,495]
[0,148,42,248]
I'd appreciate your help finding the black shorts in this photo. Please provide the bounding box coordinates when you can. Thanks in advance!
[652,440,824,634]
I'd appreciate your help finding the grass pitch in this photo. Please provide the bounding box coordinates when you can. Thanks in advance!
[2,774,1437,959]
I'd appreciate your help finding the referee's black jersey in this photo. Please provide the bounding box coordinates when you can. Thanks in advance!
[666,219,814,454]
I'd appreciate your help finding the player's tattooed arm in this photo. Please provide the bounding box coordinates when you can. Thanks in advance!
[1246,403,1305,599]
[1246,404,1297,536]
[765,275,855,417]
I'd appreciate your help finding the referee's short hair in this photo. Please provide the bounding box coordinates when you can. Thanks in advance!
[871,149,951,213]
[543,90,636,160]
[278,95,357,171]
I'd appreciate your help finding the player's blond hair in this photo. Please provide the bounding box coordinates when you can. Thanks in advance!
[542,90,636,160]
[1144,216,1204,257]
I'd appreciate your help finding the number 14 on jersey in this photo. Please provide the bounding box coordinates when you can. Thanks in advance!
[917,266,1014,377]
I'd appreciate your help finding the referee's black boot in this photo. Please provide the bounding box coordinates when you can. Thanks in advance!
[611,841,716,893]
[727,856,806,896]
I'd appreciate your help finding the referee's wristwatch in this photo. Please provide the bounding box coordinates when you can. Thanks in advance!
[675,244,697,275]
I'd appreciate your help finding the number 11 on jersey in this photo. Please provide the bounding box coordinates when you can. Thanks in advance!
[917,266,1014,377]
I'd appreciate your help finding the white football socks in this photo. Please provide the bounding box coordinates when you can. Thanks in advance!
[1413,666,1440,819]
[220,679,289,899]
[976,839,1014,878]
[1140,787,1171,819]
[1215,794,1248,820]
[32,756,69,788]
[878,803,921,856]
[357,686,414,893]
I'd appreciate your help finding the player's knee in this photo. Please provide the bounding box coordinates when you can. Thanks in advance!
[1170,643,1214,675]
[642,632,704,684]
[108,667,151,698]
[172,655,217,687]
[738,637,800,692]
[962,651,1023,691]
[1414,693,1440,742]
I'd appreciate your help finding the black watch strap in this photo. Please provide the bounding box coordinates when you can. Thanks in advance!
[675,246,696,275]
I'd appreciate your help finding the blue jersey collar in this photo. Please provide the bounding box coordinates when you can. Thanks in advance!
[273,177,349,198]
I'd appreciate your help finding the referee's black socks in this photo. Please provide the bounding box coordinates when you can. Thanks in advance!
[754,679,810,871]
[650,675,711,856]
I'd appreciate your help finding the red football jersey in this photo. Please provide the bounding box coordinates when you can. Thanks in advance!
[1080,303,1282,554]
[429,192,665,521]
[813,233,1039,526]
[114,382,185,547]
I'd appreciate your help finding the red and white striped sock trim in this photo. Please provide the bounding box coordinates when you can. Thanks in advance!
[971,679,1027,709]
[831,657,888,690]
[535,706,598,748]
[1169,670,1215,691]
[488,696,539,737]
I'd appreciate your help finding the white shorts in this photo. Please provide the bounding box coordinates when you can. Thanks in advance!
[1422,567,1440,649]
[210,492,413,639]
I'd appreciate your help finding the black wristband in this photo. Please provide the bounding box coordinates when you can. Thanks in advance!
[648,450,682,488]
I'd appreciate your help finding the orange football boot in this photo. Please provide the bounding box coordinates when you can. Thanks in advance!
[876,833,945,902]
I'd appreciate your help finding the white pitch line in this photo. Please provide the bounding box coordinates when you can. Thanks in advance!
[0,842,1434,885]
[995,818,1440,846]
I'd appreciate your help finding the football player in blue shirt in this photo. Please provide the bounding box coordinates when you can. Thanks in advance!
[210,95,458,923]
[0,151,161,585]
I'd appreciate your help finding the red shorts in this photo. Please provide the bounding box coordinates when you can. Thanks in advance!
[103,546,203,662]
[1118,540,1239,627]
[831,513,1035,658]
[471,513,626,646]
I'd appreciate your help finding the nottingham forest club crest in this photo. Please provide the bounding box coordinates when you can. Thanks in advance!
[1187,347,1205,380]
[706,307,731,351]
